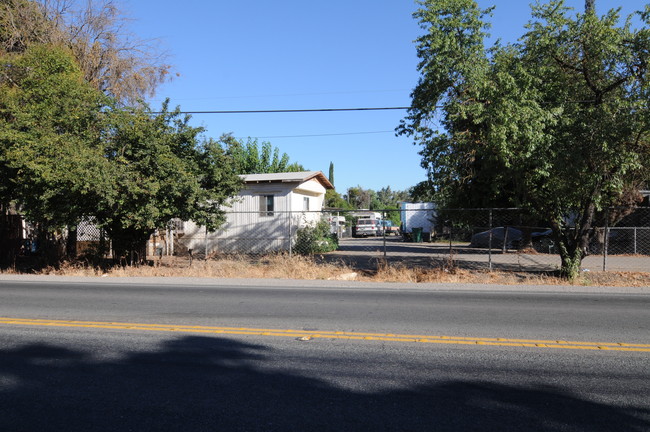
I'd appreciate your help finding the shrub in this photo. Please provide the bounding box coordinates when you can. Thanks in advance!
[293,220,338,255]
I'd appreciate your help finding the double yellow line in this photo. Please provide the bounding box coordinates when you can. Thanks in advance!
[1,317,649,352]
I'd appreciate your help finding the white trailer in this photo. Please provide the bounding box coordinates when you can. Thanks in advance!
[400,203,436,240]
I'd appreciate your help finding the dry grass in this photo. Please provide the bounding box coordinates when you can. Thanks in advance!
[371,261,650,287]
[10,254,353,281]
[3,254,649,288]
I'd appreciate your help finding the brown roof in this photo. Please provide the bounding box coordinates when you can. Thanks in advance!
[240,171,333,190]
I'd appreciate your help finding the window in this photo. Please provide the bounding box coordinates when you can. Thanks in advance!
[303,197,310,211]
[259,195,274,216]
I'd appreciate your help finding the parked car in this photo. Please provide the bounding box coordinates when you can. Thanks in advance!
[353,219,383,237]
[470,227,553,251]
[380,220,401,235]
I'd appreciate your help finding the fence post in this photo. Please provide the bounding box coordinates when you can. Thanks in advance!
[337,211,341,238]
[289,210,293,258]
[204,225,208,259]
[634,227,637,255]
[603,209,609,272]
[165,227,170,256]
[170,227,174,257]
[382,210,387,259]
[488,209,493,271]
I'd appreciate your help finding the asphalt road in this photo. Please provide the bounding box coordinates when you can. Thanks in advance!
[1,277,649,431]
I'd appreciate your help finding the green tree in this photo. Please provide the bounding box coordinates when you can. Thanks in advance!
[408,181,436,203]
[324,189,352,209]
[95,102,242,263]
[0,43,241,266]
[399,0,650,279]
[219,134,304,174]
[344,186,375,209]
[0,45,108,262]
[375,186,410,225]
[328,161,335,187]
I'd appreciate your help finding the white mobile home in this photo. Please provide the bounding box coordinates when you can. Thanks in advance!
[179,171,334,254]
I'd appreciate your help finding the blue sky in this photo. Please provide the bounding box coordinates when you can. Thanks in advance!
[125,0,643,194]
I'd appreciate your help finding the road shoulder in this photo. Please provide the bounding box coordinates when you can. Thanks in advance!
[0,274,648,294]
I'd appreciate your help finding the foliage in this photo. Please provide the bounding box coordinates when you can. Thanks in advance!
[324,189,352,209]
[344,186,375,209]
[375,186,410,225]
[341,185,410,224]
[0,0,171,104]
[328,161,334,187]
[409,180,436,203]
[219,134,304,174]
[0,45,107,230]
[293,219,338,255]
[95,102,243,262]
[1,44,242,265]
[399,0,650,278]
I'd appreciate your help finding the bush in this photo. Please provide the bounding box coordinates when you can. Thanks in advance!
[293,220,338,255]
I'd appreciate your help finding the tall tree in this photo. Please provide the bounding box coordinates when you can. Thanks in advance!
[0,44,108,262]
[95,103,242,263]
[399,0,650,279]
[219,134,304,174]
[0,44,242,265]
[0,0,171,104]
[328,161,335,187]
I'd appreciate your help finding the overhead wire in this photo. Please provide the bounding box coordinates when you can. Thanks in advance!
[238,130,395,139]
[151,106,410,114]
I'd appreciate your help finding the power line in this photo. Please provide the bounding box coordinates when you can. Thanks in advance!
[239,130,395,139]
[149,89,410,102]
[129,99,616,116]
[151,107,410,114]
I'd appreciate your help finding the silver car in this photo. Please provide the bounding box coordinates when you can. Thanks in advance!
[353,219,383,237]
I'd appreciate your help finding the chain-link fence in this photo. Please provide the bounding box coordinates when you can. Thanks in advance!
[132,207,650,273]
[14,207,646,273]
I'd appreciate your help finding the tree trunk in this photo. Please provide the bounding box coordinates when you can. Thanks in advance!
[66,224,78,259]
[551,220,588,280]
[559,245,583,280]
[109,226,151,266]
[518,226,534,250]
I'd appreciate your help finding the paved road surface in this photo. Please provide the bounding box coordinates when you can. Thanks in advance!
[0,277,648,431]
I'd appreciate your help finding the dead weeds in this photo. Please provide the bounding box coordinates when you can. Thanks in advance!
[2,254,649,288]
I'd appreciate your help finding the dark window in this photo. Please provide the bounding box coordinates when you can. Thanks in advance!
[260,195,274,216]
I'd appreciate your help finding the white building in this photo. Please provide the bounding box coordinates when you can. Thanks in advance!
[179,171,334,255]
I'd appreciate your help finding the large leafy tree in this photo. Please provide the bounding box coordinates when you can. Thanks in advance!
[96,103,242,263]
[399,0,650,279]
[0,45,108,262]
[1,45,242,265]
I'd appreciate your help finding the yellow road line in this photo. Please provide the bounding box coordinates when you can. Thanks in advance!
[1,317,649,352]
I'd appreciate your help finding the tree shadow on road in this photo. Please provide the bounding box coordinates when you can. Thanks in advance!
[1,336,648,431]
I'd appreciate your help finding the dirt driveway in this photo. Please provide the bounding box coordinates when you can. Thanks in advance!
[324,236,650,273]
